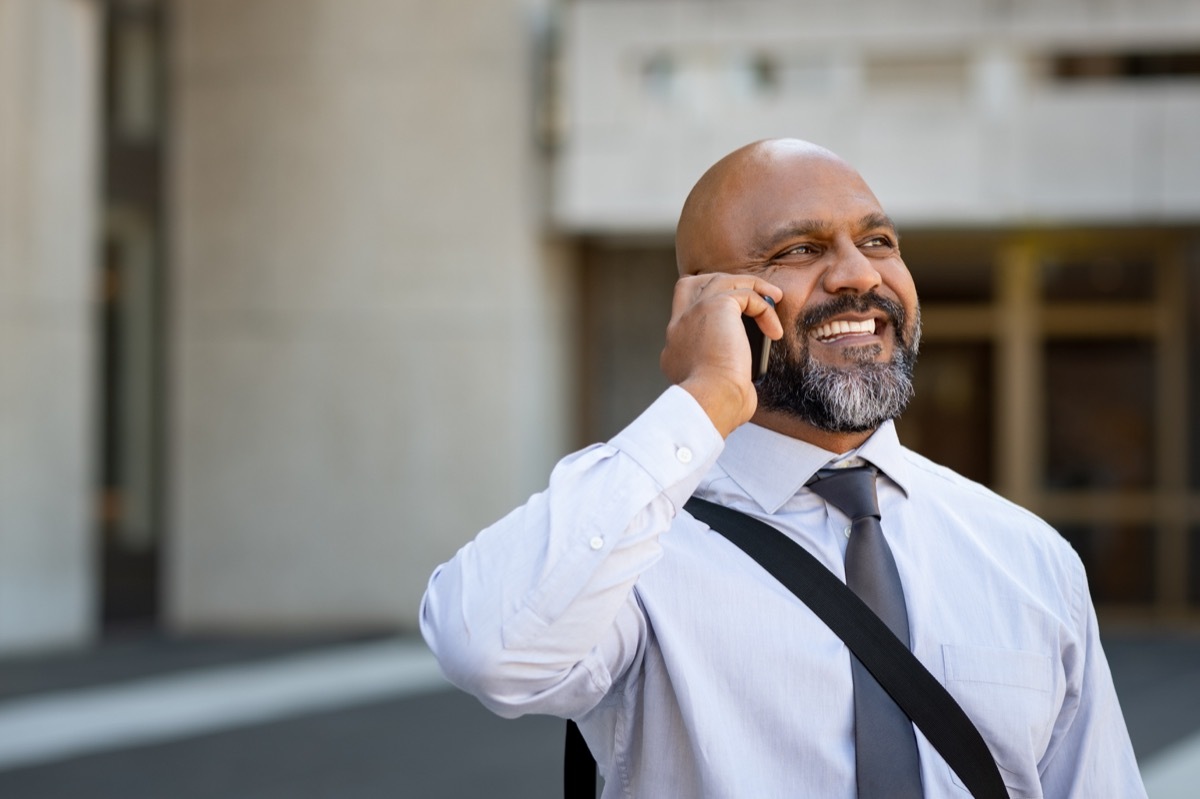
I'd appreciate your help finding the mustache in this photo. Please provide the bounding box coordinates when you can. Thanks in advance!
[799,291,908,336]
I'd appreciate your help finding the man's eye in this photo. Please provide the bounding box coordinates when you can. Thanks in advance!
[781,243,817,256]
[862,236,893,249]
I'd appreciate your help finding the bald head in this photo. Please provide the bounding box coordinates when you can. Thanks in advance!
[675,139,880,275]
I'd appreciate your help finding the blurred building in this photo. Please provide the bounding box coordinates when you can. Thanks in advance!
[2,0,1199,655]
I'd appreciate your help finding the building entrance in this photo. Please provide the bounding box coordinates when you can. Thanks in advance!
[579,228,1200,620]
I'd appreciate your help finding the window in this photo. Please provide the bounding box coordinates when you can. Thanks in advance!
[1052,51,1200,82]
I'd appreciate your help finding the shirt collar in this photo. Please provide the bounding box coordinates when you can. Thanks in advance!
[719,419,912,514]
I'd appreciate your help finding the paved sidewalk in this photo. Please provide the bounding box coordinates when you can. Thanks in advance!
[0,629,1196,797]
[1103,628,1200,798]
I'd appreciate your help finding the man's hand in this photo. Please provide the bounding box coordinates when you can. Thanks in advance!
[660,274,783,438]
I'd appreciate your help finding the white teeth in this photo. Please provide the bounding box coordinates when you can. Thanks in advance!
[814,318,877,341]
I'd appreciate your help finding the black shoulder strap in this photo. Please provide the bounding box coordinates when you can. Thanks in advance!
[564,498,1008,799]
[683,497,1007,798]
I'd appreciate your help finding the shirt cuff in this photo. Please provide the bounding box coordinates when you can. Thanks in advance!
[608,385,725,511]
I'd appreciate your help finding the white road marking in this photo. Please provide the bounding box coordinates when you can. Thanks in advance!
[1143,727,1200,799]
[0,638,448,771]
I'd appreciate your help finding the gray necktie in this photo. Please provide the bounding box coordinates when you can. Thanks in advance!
[808,466,924,798]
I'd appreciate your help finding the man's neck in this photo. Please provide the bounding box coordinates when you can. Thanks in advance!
[750,406,877,454]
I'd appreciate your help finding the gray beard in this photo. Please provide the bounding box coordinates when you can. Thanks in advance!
[756,300,920,434]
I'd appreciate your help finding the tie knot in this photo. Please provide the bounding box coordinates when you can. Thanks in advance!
[807,466,881,521]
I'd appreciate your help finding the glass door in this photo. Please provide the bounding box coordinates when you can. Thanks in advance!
[904,230,1196,617]
[579,228,1200,619]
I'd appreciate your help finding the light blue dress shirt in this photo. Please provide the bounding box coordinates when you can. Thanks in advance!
[421,386,1145,798]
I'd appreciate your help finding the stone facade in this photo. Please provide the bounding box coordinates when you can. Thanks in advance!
[0,0,100,652]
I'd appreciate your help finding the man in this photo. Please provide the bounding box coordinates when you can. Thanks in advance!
[420,139,1145,797]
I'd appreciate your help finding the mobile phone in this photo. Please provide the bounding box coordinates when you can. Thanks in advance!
[742,297,773,381]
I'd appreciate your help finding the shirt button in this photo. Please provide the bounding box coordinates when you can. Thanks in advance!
[589,536,604,551]
[844,526,852,538]
[676,446,693,464]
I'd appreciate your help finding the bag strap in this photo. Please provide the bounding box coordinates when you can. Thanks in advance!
[563,719,596,797]
[563,497,1008,799]
[684,497,1007,798]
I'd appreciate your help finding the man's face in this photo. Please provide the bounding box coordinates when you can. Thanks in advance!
[682,144,921,431]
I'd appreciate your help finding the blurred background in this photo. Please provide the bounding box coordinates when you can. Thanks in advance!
[2,0,1200,796]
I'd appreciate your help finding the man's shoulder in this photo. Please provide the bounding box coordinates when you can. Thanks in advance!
[897,446,1093,624]
[897,446,1071,547]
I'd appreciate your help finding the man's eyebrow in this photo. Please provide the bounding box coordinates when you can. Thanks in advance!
[860,212,899,236]
[751,219,830,257]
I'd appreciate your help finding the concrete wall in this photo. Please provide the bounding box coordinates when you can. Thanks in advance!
[167,0,571,632]
[0,0,100,653]
[556,0,1200,231]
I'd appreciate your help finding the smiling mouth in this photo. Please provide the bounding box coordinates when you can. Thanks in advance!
[813,318,880,343]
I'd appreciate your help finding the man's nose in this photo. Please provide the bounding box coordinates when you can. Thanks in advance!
[821,241,883,295]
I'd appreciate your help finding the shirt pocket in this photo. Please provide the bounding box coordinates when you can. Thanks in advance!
[941,644,1056,799]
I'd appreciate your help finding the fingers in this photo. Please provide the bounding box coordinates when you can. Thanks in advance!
[672,273,784,338]
[743,293,784,341]
[682,273,782,305]
[662,273,783,437]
